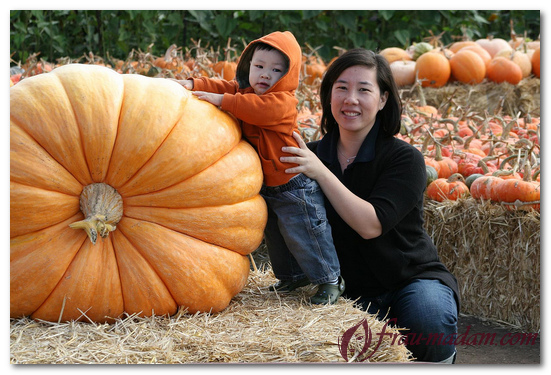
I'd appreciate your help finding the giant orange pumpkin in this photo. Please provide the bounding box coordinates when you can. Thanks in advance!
[10,64,268,323]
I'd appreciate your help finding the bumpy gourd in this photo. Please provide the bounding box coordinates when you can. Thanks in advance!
[10,64,267,323]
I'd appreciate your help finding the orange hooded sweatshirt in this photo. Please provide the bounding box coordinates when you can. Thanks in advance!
[191,31,302,187]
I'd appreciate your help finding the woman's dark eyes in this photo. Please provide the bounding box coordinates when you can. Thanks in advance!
[335,86,369,92]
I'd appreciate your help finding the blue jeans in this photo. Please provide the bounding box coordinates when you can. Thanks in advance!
[356,279,458,363]
[261,174,340,285]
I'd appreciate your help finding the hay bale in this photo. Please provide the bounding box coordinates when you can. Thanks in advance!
[402,77,540,118]
[10,268,412,364]
[424,198,540,332]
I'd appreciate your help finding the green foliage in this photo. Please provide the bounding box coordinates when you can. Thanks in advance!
[10,10,540,64]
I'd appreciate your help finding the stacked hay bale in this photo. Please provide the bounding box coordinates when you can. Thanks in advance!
[424,198,540,332]
[401,77,540,118]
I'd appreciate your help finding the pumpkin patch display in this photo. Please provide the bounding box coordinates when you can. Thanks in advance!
[10,64,268,323]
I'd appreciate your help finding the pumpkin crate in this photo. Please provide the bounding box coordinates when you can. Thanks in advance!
[423,198,540,332]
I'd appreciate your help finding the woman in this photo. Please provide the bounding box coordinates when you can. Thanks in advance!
[281,49,460,363]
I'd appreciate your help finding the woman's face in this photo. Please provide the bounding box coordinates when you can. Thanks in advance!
[330,65,388,137]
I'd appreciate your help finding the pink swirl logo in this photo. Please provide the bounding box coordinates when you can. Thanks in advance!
[338,317,401,362]
[338,318,373,362]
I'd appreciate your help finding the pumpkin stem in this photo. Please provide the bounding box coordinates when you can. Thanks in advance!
[69,183,123,244]
[448,173,466,183]
[477,159,489,174]
[434,143,443,161]
[522,163,533,182]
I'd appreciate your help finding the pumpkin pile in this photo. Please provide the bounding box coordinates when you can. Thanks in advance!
[396,104,540,211]
[383,34,540,88]
[10,64,268,323]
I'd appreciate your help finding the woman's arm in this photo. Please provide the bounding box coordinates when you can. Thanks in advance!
[281,132,382,239]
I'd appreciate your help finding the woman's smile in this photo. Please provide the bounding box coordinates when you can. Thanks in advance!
[342,111,361,117]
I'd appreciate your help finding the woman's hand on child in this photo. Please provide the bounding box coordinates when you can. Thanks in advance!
[193,91,223,107]
[281,132,327,180]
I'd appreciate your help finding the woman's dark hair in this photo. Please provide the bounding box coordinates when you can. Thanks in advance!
[319,48,402,137]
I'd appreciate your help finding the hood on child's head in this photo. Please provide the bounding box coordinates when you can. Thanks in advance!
[235,31,302,93]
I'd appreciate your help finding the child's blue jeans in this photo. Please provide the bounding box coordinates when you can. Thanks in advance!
[261,173,340,285]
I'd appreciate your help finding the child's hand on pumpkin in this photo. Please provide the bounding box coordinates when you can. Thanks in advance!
[171,79,193,90]
[193,91,223,107]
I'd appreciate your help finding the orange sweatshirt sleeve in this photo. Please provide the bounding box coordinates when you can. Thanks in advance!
[191,77,240,94]
[220,91,298,128]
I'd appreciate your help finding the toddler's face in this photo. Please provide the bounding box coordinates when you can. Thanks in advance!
[249,49,286,95]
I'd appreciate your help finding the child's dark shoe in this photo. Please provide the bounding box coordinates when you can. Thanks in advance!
[310,277,345,304]
[269,277,311,293]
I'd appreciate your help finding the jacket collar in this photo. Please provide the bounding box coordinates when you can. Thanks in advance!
[318,118,381,165]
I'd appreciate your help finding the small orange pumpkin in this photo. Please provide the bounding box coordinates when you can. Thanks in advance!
[213,60,237,80]
[426,173,470,202]
[10,64,268,323]
[469,173,503,201]
[494,165,540,211]
[487,57,523,85]
[450,49,486,84]
[449,41,478,54]
[425,144,458,179]
[461,45,492,70]
[380,47,413,64]
[153,44,184,72]
[457,155,498,177]
[495,49,532,78]
[531,48,540,78]
[301,55,326,85]
[414,52,451,87]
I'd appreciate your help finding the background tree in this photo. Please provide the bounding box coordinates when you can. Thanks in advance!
[10,10,540,64]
